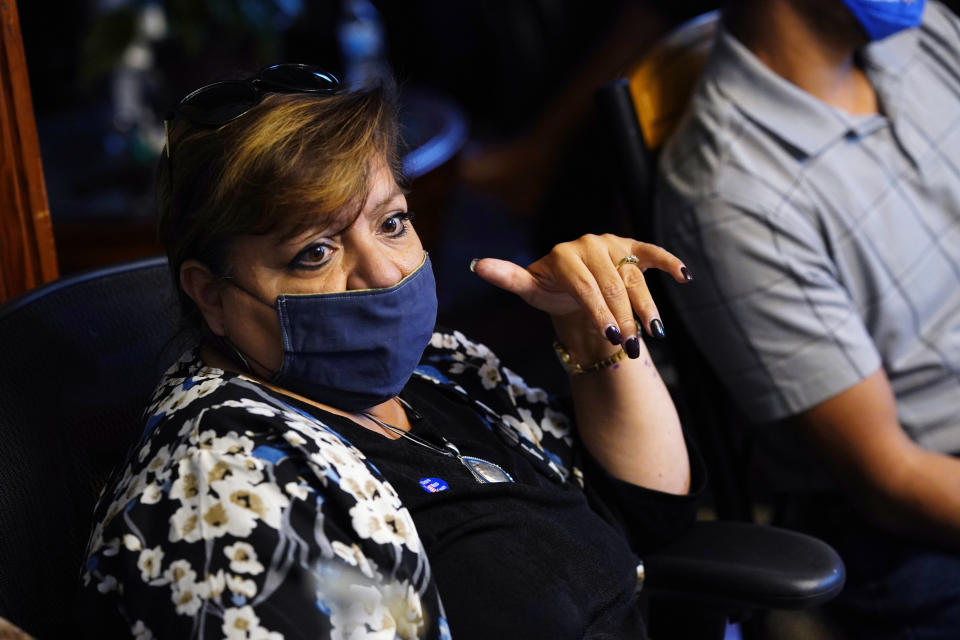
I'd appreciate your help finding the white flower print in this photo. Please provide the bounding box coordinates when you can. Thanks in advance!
[83,347,488,637]
[141,482,164,505]
[206,569,226,600]
[541,407,572,443]
[96,574,118,594]
[328,581,425,640]
[153,375,223,416]
[121,469,151,504]
[224,542,264,575]
[284,481,309,501]
[170,579,207,616]
[196,498,258,540]
[502,407,543,446]
[131,620,154,640]
[167,559,209,616]
[430,332,458,350]
[384,580,427,640]
[164,559,197,586]
[169,503,201,543]
[477,362,501,390]
[147,444,173,479]
[137,546,164,582]
[331,541,376,579]
[226,573,258,599]
[220,397,280,417]
[502,366,548,404]
[102,536,121,557]
[453,330,493,360]
[210,431,256,457]
[222,606,261,640]
[283,430,307,446]
[349,494,420,552]
[169,459,202,506]
[215,472,289,531]
[167,443,289,542]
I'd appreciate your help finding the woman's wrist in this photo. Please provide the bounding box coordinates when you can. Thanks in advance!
[551,312,624,367]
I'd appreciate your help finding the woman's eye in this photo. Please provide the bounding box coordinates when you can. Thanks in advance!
[381,212,414,237]
[290,243,332,270]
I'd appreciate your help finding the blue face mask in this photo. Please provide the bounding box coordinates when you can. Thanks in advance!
[226,253,438,412]
[841,0,926,41]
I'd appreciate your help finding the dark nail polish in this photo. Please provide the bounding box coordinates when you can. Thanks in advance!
[625,337,641,359]
[604,324,622,345]
[681,266,694,281]
[650,318,666,339]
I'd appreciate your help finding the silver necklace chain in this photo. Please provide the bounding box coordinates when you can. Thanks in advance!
[361,397,514,484]
[361,403,462,458]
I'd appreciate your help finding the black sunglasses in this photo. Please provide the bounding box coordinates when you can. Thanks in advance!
[164,63,340,157]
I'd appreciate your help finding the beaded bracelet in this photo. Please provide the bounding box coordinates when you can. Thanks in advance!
[552,341,627,375]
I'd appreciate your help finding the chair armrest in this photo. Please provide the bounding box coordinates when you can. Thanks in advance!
[643,520,846,611]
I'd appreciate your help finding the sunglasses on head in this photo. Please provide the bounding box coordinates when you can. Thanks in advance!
[164,63,340,156]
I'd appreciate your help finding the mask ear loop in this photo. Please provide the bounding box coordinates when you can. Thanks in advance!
[207,329,279,381]
[203,277,282,379]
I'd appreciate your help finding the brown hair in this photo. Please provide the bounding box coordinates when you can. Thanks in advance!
[157,84,403,329]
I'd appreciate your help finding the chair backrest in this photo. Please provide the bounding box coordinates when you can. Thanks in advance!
[0,257,183,638]
[596,11,718,239]
[627,10,718,152]
[597,11,760,522]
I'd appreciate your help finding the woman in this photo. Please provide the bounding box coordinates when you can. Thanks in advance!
[79,64,702,639]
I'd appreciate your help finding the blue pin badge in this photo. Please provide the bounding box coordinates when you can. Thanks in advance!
[419,477,449,493]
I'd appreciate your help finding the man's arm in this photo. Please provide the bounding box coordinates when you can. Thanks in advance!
[785,367,960,549]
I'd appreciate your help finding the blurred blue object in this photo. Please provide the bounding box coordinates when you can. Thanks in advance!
[337,0,388,89]
[401,89,468,180]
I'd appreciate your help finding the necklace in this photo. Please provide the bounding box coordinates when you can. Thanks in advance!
[362,398,515,484]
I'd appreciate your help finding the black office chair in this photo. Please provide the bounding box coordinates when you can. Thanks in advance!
[0,257,185,638]
[596,9,757,524]
[0,256,842,639]
[595,10,849,638]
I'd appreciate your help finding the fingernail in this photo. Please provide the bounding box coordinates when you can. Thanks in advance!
[469,258,479,273]
[604,324,622,345]
[681,266,694,281]
[624,337,640,359]
[650,318,666,339]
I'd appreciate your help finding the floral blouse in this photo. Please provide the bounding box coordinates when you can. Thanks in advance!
[79,329,700,639]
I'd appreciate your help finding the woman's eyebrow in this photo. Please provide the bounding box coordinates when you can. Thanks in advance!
[368,188,405,213]
[275,188,406,248]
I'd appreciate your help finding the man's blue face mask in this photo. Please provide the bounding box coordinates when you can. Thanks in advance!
[226,253,438,412]
[841,0,927,41]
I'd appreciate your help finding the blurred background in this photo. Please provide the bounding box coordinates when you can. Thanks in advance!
[20,0,720,388]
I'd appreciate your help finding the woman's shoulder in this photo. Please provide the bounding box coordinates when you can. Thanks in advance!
[420,327,576,459]
[81,350,438,637]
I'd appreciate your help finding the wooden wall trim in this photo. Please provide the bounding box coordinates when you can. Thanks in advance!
[0,0,57,303]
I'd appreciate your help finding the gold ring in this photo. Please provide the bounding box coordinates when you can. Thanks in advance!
[616,254,640,269]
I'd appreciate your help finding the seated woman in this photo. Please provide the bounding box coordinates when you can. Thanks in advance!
[78,64,703,639]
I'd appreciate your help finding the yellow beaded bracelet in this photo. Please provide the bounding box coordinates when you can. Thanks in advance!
[552,341,627,375]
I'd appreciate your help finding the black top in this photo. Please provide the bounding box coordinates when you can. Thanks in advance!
[290,374,703,639]
[78,329,703,639]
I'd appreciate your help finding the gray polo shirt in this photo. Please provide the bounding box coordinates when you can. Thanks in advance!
[655,3,960,470]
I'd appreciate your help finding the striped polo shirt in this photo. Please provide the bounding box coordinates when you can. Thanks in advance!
[655,2,960,480]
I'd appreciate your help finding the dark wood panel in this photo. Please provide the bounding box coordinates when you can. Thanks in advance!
[0,0,57,303]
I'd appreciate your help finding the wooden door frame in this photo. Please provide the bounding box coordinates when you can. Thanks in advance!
[0,0,57,303]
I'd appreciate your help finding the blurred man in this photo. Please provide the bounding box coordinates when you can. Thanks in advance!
[655,0,960,635]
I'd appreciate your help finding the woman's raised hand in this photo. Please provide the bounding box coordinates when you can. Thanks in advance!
[471,233,691,353]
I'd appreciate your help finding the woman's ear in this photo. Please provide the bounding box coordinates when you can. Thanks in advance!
[180,259,226,336]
